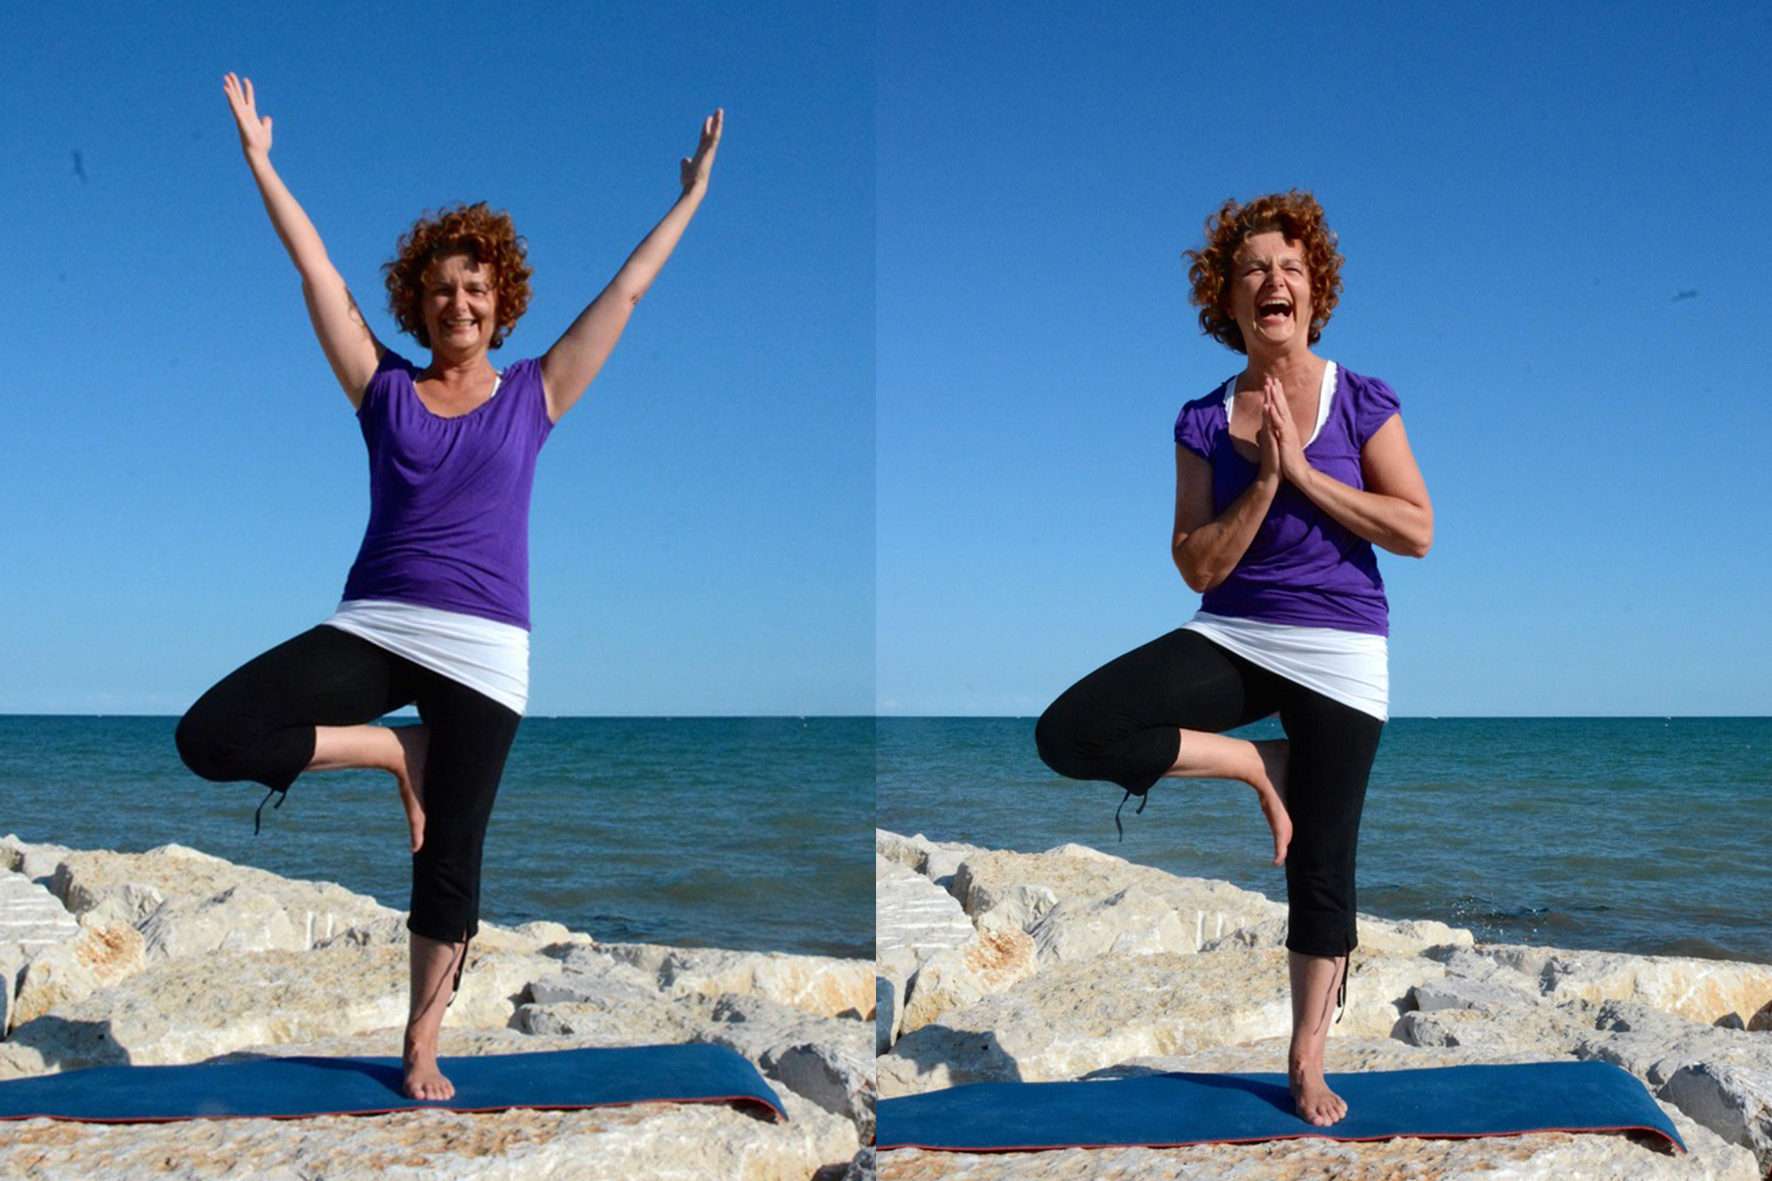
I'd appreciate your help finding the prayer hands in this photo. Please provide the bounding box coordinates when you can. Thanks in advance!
[1260,376,1311,488]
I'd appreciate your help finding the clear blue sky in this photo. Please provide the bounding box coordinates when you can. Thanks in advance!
[4,4,1768,719]
[2,1,872,715]
[878,1,1772,717]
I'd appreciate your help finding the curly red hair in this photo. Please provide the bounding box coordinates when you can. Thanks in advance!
[1184,190,1343,354]
[383,202,533,350]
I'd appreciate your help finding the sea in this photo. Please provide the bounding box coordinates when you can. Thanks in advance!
[0,716,872,961]
[878,716,1772,966]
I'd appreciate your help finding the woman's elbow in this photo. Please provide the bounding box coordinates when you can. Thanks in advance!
[1397,511,1433,558]
[1172,545,1217,593]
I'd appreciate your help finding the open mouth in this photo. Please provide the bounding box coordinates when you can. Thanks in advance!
[1258,300,1292,321]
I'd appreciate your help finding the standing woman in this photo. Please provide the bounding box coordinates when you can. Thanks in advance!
[176,73,721,1100]
[1034,191,1432,1126]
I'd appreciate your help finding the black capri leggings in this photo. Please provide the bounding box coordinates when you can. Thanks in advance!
[1035,628,1383,958]
[175,626,521,944]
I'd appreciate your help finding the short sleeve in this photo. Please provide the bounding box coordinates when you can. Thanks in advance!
[1174,387,1227,460]
[357,349,415,420]
[1348,371,1401,445]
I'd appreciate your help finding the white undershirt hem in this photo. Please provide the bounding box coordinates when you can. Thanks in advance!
[1183,610,1389,721]
[322,599,530,716]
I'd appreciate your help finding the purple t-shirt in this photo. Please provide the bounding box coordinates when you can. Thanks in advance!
[341,350,554,630]
[1173,365,1399,637]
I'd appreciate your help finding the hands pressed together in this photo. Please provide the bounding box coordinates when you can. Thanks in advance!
[1256,376,1312,490]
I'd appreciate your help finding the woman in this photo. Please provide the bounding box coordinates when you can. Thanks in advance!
[175,73,721,1101]
[1034,190,1432,1126]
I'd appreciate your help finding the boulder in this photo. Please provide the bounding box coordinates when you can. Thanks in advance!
[881,948,1436,1097]
[2,942,551,1074]
[696,992,875,1140]
[598,942,872,1019]
[0,870,82,950]
[874,830,984,887]
[950,847,1280,951]
[0,834,75,882]
[899,927,1038,1035]
[1581,1000,1772,1172]
[48,847,399,963]
[7,923,145,1030]
[1465,945,1772,1027]
[875,855,975,1036]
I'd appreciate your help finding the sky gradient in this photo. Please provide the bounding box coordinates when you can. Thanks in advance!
[878,1,1771,717]
[3,1,872,716]
[4,3,1767,718]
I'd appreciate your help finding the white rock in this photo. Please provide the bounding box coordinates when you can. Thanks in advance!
[1469,944,1772,1026]
[874,857,975,1020]
[1032,884,1217,964]
[875,830,985,886]
[50,848,397,963]
[881,948,1436,1097]
[899,927,1038,1034]
[3,942,551,1073]
[0,870,81,949]
[696,992,874,1137]
[599,942,872,1019]
[950,848,1280,951]
[1411,974,1539,1014]
[0,834,75,881]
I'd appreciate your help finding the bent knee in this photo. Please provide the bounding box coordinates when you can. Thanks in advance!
[175,708,236,782]
[1034,702,1096,781]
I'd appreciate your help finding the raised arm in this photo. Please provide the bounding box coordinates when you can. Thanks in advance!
[223,72,382,406]
[539,109,723,423]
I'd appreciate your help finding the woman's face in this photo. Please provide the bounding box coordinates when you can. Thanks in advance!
[1228,230,1312,353]
[421,252,498,354]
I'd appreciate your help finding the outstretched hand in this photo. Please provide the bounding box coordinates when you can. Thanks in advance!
[222,72,272,160]
[680,109,723,193]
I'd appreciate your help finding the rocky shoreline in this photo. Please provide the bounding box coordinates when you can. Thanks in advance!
[875,828,1772,1181]
[0,834,874,1180]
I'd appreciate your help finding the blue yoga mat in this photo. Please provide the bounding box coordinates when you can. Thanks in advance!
[878,1060,1683,1153]
[0,1044,785,1124]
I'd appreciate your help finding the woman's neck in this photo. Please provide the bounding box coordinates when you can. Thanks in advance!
[419,351,496,387]
[1240,344,1322,393]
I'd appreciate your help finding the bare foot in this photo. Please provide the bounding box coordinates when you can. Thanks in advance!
[1290,1059,1347,1126]
[1251,739,1292,866]
[391,727,430,853]
[403,1033,455,1101]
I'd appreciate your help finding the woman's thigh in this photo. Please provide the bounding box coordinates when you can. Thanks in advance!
[1036,629,1279,791]
[176,627,412,787]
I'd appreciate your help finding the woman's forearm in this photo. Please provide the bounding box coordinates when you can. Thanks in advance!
[1291,467,1433,557]
[1173,472,1280,592]
[244,152,339,283]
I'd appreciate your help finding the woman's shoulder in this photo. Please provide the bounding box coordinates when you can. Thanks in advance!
[1332,364,1399,406]
[1174,376,1236,452]
[1329,362,1402,439]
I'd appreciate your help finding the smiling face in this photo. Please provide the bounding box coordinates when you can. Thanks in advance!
[420,252,498,356]
[1227,231,1314,355]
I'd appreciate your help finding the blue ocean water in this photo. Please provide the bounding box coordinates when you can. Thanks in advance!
[0,716,871,960]
[878,716,1772,965]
